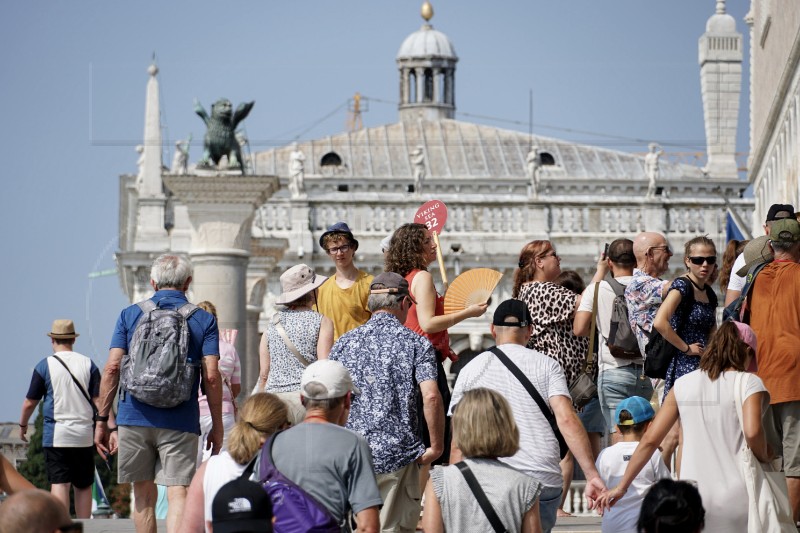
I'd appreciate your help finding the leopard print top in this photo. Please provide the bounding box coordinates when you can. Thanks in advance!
[517,282,593,392]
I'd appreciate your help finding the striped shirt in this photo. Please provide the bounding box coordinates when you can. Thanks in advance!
[449,343,570,488]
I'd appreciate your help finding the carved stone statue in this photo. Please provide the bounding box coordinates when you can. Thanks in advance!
[645,142,663,199]
[526,146,541,199]
[194,98,254,173]
[171,137,191,175]
[410,146,426,197]
[135,145,145,186]
[288,143,306,198]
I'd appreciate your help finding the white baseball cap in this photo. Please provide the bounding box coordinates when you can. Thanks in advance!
[300,360,360,399]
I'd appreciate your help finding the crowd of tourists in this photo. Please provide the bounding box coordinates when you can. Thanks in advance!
[7,203,800,533]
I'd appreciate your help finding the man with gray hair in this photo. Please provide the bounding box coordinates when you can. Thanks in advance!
[270,359,381,532]
[747,218,800,522]
[95,254,223,533]
[329,272,443,532]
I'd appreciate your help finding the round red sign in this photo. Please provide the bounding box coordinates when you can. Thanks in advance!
[414,200,448,235]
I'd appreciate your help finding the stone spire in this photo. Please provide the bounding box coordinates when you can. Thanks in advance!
[140,60,164,197]
[396,2,458,122]
[699,0,742,178]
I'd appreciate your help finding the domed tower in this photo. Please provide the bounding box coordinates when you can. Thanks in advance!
[397,2,458,122]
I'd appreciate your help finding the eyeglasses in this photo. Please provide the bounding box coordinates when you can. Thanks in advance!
[649,245,672,255]
[542,251,560,261]
[688,256,717,265]
[326,244,351,255]
[59,523,83,532]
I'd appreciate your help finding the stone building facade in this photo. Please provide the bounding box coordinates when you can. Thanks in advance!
[746,0,800,227]
[116,3,753,392]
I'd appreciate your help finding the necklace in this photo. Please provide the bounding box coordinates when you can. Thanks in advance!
[686,275,704,291]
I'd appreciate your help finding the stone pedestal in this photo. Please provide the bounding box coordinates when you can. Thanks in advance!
[162,175,279,383]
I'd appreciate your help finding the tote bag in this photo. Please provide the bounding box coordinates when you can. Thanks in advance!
[733,373,795,533]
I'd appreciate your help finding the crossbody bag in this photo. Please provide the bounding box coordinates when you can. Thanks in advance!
[456,461,508,533]
[568,281,599,408]
[51,354,98,418]
[489,346,569,458]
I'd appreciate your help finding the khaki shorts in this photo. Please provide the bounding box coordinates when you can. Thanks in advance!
[769,400,800,477]
[118,426,197,486]
[376,462,421,533]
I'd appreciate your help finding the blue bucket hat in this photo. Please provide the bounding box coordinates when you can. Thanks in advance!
[319,221,359,250]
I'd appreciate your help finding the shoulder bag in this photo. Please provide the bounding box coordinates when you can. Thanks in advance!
[456,461,508,533]
[733,372,795,532]
[568,282,599,408]
[644,277,694,379]
[51,354,98,419]
[489,346,569,459]
[272,313,310,368]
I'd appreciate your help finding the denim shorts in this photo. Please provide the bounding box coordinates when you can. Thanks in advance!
[598,364,653,432]
[578,396,606,434]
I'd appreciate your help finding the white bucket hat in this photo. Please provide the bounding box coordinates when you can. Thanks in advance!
[275,264,327,305]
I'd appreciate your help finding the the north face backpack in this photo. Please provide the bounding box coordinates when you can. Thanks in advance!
[120,299,199,408]
[605,277,641,359]
[244,432,341,533]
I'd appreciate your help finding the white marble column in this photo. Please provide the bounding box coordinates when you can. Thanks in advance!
[163,174,279,360]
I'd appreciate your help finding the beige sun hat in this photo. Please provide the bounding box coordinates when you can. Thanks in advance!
[47,319,79,340]
[275,264,328,305]
[735,235,773,277]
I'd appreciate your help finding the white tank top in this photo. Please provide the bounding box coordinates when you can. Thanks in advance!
[202,451,248,529]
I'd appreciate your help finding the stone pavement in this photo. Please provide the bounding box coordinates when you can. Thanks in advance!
[78,516,603,532]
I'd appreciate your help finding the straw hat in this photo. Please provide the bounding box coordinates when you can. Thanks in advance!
[47,319,79,340]
[275,264,327,305]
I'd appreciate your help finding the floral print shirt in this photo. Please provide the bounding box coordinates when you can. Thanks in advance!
[329,312,437,474]
[624,269,666,357]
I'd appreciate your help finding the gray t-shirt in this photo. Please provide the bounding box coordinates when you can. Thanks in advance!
[271,422,383,522]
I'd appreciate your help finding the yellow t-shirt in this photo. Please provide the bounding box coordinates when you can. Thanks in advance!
[316,270,374,340]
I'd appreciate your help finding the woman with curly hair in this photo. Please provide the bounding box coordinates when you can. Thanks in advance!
[385,223,488,465]
[180,393,289,533]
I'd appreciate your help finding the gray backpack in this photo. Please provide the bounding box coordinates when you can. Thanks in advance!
[605,277,641,359]
[121,300,199,408]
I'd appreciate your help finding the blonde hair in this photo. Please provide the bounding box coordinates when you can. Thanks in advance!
[196,301,218,319]
[452,388,519,458]
[228,393,288,464]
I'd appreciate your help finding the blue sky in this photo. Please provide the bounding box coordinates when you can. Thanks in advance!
[0,0,751,423]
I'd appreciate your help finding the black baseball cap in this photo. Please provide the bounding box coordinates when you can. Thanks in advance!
[492,299,532,327]
[766,204,796,222]
[212,478,273,533]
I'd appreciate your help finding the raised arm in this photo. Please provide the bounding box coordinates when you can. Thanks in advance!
[653,286,703,356]
[412,270,486,333]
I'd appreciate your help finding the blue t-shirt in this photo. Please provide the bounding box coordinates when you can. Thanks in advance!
[109,290,219,434]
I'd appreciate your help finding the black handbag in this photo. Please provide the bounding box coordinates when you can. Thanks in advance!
[644,277,694,379]
[568,281,600,408]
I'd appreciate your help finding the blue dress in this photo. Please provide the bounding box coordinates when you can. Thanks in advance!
[662,278,717,399]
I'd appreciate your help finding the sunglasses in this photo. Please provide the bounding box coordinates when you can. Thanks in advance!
[687,256,717,265]
[649,245,672,255]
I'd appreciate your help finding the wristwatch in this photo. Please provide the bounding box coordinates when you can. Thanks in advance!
[93,414,109,422]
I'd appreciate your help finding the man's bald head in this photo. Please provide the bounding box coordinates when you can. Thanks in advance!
[632,232,672,276]
[0,489,71,533]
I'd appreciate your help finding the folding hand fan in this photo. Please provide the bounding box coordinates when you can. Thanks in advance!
[443,268,503,315]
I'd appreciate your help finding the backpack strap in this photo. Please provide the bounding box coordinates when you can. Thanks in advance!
[489,347,569,458]
[583,281,601,373]
[605,275,626,297]
[455,461,508,533]
[178,302,199,319]
[136,299,157,313]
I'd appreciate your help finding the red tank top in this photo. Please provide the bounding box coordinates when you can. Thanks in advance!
[404,269,454,361]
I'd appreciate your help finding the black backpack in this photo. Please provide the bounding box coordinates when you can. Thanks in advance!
[605,277,641,359]
[723,261,769,323]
